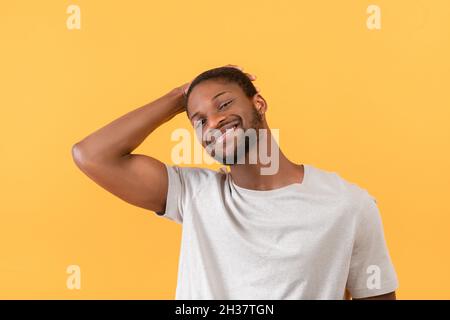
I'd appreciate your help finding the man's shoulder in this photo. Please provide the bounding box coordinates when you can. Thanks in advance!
[308,164,376,208]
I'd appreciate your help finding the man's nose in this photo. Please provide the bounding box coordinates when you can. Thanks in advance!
[207,113,227,131]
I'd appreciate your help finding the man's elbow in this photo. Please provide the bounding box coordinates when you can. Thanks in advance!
[72,142,96,170]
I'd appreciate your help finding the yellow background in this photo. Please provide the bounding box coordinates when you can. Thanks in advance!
[1,0,449,299]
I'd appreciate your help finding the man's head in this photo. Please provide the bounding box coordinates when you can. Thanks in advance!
[185,66,269,165]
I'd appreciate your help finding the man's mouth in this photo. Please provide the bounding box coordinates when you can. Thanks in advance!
[217,120,240,142]
[206,120,241,145]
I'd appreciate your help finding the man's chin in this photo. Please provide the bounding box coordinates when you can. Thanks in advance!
[209,152,238,165]
[206,134,257,165]
[209,146,249,165]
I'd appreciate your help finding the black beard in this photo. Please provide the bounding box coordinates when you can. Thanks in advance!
[214,108,264,165]
[216,135,252,165]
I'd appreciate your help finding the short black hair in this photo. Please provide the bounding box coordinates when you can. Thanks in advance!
[185,66,258,106]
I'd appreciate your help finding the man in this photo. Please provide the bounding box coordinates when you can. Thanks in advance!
[72,64,398,300]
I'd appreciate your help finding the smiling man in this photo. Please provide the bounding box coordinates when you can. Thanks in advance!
[72,65,398,300]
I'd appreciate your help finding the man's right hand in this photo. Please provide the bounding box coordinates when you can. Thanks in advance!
[72,64,258,214]
[178,64,259,102]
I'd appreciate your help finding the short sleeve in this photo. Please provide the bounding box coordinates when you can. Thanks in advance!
[154,164,186,224]
[346,193,399,299]
[154,164,211,224]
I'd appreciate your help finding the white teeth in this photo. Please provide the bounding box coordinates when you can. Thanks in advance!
[216,126,236,143]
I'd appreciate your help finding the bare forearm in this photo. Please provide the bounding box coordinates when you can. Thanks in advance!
[73,87,185,164]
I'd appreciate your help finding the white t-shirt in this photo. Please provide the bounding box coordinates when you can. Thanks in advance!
[155,163,399,299]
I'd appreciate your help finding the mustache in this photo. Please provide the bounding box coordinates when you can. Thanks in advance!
[203,119,241,144]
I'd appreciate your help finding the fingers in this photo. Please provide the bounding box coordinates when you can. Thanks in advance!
[223,64,260,93]
[245,72,257,81]
[181,81,191,97]
[183,63,260,100]
[224,64,257,82]
[224,63,242,71]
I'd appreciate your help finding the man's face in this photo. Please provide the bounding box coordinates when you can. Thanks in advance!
[186,80,266,165]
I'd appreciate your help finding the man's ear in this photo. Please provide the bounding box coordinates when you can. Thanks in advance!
[253,94,267,115]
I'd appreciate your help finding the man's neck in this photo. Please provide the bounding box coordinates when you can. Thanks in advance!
[228,131,304,191]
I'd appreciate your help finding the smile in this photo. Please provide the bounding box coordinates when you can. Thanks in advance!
[216,121,240,144]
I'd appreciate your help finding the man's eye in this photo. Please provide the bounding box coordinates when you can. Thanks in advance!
[193,119,206,128]
[219,100,233,110]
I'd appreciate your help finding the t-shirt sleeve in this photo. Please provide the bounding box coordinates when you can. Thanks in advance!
[346,192,399,299]
[154,164,206,224]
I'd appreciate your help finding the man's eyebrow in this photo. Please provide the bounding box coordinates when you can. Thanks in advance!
[189,111,199,121]
[212,91,229,101]
[188,91,230,121]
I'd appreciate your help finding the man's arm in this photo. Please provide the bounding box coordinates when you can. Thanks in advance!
[71,85,187,213]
